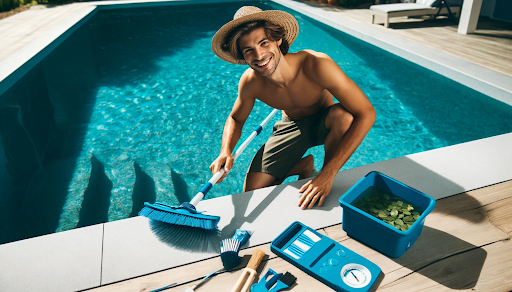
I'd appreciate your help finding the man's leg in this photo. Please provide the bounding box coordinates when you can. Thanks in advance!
[244,155,315,192]
[323,104,354,166]
[273,154,314,185]
[243,172,277,192]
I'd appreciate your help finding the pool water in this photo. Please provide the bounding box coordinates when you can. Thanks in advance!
[1,1,511,243]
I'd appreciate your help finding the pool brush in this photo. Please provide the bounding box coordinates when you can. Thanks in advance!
[139,109,278,230]
[221,229,252,269]
[221,238,242,269]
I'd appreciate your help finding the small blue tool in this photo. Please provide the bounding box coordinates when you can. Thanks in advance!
[268,272,296,292]
[271,221,382,292]
[251,269,296,292]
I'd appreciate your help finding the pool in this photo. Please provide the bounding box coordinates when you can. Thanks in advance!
[0,0,511,244]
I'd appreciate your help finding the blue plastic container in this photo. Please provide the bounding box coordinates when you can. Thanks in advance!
[339,171,436,258]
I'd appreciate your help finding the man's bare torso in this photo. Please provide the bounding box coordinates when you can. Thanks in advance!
[243,50,335,120]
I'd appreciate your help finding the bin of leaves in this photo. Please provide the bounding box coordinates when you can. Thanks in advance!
[339,171,436,258]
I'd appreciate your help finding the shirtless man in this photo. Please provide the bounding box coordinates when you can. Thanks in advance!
[210,6,376,209]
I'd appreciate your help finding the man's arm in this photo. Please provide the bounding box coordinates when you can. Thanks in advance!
[298,51,376,208]
[210,69,256,182]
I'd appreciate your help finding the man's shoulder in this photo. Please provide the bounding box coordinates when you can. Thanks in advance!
[238,68,262,98]
[296,50,330,68]
[293,50,335,79]
[291,50,330,62]
[239,68,263,87]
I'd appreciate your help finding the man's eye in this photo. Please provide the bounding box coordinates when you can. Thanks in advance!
[244,49,252,54]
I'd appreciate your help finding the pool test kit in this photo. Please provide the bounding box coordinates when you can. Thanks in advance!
[271,221,382,292]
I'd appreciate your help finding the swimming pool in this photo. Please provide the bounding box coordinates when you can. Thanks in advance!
[0,0,511,244]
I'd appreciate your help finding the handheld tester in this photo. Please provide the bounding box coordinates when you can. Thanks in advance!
[270,221,382,292]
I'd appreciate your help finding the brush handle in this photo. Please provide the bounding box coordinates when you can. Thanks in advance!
[189,109,279,207]
[231,268,257,292]
[268,282,289,292]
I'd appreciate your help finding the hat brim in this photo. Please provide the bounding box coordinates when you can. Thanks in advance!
[211,10,299,65]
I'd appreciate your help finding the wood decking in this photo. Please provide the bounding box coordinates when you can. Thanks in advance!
[86,180,512,292]
[295,0,512,78]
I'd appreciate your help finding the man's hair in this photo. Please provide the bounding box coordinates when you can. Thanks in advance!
[222,20,290,61]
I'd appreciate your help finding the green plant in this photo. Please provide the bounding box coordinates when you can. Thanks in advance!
[31,0,37,4]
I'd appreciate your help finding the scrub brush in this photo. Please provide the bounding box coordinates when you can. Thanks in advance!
[220,238,242,269]
[269,272,297,292]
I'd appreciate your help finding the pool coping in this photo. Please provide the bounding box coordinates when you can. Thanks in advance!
[0,0,512,291]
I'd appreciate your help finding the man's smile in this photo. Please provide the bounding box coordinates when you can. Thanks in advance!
[255,56,272,68]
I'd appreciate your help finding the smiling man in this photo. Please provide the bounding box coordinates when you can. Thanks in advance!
[210,6,376,209]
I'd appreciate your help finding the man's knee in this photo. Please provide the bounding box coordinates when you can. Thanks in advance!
[244,172,278,192]
[326,104,354,132]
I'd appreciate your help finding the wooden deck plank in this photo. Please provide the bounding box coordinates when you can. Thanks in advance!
[86,180,512,292]
[379,239,512,292]
[295,0,512,78]
[485,196,512,235]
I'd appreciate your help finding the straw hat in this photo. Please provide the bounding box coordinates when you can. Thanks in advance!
[211,6,299,65]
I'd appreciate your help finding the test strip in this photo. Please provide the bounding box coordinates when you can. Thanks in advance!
[283,229,321,259]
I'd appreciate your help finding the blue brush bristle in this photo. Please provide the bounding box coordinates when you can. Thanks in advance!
[220,238,242,269]
[139,202,220,230]
[221,251,241,269]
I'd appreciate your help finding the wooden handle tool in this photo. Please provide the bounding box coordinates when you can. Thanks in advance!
[230,248,266,292]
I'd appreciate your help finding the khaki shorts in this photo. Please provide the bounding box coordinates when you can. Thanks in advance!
[248,105,334,181]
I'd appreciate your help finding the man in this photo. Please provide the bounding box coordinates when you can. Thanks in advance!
[209,6,376,209]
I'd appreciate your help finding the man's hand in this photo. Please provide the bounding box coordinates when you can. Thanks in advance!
[297,171,335,209]
[209,153,234,183]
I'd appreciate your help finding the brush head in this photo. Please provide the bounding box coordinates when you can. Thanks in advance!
[220,238,242,269]
[220,251,242,269]
[279,272,297,287]
[139,202,220,230]
[247,248,266,271]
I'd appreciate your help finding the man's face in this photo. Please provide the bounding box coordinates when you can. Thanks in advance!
[239,27,283,77]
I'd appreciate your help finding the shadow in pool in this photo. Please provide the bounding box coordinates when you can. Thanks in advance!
[131,161,157,217]
[391,226,487,289]
[150,220,221,253]
[77,155,112,228]
[0,34,98,243]
[171,168,190,205]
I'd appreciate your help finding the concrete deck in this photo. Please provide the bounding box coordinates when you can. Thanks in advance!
[1,0,511,291]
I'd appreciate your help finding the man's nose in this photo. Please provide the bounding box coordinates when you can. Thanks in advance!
[254,46,265,61]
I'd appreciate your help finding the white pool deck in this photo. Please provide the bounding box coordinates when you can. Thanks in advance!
[0,0,511,291]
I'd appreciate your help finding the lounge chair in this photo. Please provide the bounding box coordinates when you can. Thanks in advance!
[370,0,460,28]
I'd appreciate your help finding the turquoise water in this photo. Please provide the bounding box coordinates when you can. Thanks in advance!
[1,1,512,242]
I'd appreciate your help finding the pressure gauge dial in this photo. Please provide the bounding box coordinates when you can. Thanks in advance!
[341,263,372,288]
